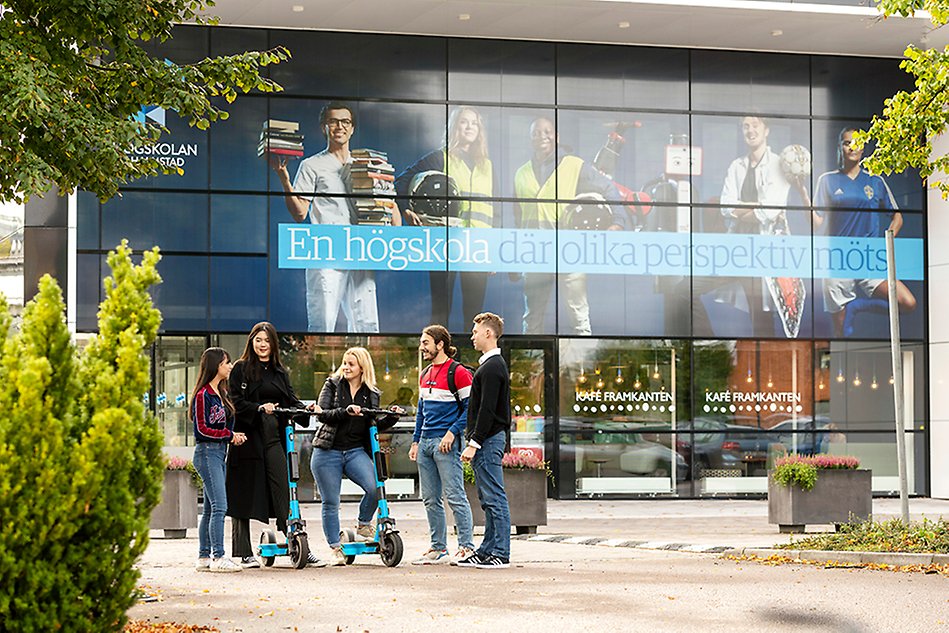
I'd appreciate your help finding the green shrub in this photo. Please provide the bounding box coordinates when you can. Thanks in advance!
[777,517,949,553]
[0,241,163,632]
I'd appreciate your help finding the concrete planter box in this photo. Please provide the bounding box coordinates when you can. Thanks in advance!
[465,468,548,535]
[768,469,872,533]
[150,470,199,538]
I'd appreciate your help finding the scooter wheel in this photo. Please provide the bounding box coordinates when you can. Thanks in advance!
[339,528,357,565]
[379,532,403,568]
[289,532,309,570]
[260,529,277,567]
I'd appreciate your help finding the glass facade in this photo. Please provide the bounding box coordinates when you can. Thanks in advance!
[86,27,927,498]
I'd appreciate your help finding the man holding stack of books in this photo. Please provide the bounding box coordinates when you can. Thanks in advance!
[270,101,399,333]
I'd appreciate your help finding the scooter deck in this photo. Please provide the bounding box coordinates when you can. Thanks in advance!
[340,542,380,556]
[259,544,289,557]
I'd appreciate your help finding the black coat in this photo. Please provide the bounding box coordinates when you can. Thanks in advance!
[225,359,306,522]
[313,376,398,454]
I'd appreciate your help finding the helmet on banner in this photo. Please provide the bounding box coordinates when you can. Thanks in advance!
[565,193,614,230]
[409,170,460,218]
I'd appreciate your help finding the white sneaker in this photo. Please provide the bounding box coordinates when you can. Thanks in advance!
[355,524,375,541]
[450,547,475,567]
[195,557,211,571]
[412,548,449,565]
[330,547,347,567]
[209,557,242,573]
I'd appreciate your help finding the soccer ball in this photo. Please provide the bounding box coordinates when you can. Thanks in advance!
[779,144,811,181]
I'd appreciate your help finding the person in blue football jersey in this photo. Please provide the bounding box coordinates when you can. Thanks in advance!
[814,127,916,337]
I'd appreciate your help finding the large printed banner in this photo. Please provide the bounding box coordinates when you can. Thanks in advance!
[279,224,924,280]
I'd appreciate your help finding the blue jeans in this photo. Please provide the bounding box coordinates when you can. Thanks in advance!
[194,442,228,559]
[417,436,474,551]
[311,447,378,547]
[471,431,510,560]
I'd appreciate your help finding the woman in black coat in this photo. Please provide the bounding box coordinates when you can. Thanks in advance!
[226,321,316,567]
[311,346,402,565]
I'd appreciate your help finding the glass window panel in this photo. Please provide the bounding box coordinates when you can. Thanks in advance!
[269,31,446,100]
[557,110,690,204]
[212,26,268,59]
[102,192,208,253]
[448,39,555,104]
[691,50,809,116]
[812,56,914,120]
[134,109,209,191]
[76,254,101,332]
[691,206,815,339]
[209,96,269,192]
[210,256,267,331]
[77,190,99,250]
[146,24,208,64]
[151,255,209,332]
[691,114,811,208]
[815,341,925,431]
[557,44,688,111]
[210,195,268,254]
[811,119,923,212]
[560,338,688,496]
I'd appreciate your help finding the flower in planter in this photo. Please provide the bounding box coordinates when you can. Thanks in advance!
[463,452,552,485]
[164,456,203,490]
[771,454,860,491]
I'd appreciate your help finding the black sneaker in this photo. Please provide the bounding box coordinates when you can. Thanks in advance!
[454,552,484,568]
[240,556,260,569]
[307,551,327,568]
[474,554,510,569]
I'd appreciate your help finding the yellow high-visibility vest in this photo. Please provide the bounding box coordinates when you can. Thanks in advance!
[514,155,583,229]
[446,150,494,228]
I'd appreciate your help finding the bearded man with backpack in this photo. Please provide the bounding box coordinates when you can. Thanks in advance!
[408,324,476,565]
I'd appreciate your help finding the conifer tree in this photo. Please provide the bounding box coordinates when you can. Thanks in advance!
[0,240,163,632]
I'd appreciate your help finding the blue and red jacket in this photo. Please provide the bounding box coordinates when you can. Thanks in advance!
[191,384,235,443]
[413,361,472,442]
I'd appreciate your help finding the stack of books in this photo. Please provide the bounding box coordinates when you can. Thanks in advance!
[350,148,396,225]
[258,119,304,158]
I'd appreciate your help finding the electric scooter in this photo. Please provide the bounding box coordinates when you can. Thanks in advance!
[337,407,404,568]
[257,407,313,569]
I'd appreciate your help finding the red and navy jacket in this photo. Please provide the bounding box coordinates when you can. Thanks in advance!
[413,360,472,442]
[191,384,235,443]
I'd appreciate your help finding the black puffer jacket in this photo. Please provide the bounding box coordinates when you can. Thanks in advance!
[314,376,398,454]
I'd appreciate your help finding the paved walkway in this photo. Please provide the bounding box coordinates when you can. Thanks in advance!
[133,497,949,632]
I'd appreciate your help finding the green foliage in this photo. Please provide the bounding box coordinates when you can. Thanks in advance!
[771,461,819,491]
[777,517,949,554]
[0,0,289,203]
[854,0,949,196]
[0,240,164,632]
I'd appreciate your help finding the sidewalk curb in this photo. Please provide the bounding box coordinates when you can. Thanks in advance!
[513,534,949,565]
[512,533,732,554]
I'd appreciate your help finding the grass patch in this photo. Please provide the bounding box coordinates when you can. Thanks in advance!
[775,517,949,554]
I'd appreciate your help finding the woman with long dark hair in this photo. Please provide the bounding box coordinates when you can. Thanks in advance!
[190,347,246,573]
[312,347,402,565]
[226,322,318,567]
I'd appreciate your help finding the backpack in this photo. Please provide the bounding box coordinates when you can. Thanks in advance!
[421,359,473,413]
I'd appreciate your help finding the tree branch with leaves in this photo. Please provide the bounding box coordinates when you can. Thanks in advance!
[0,0,289,203]
[856,0,949,197]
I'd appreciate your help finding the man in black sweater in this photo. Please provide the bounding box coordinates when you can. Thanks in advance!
[459,312,512,569]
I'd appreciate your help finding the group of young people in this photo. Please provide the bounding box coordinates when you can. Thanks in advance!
[188,312,513,572]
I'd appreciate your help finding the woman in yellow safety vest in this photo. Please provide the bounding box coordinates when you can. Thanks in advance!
[395,106,498,328]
